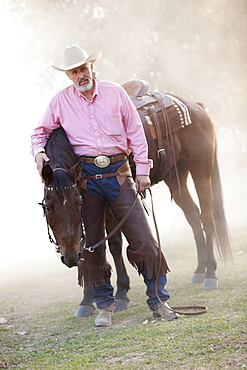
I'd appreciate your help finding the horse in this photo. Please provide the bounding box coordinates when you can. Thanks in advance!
[40,82,232,318]
[41,127,130,315]
[41,129,82,268]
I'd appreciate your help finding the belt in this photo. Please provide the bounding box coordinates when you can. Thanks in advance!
[83,172,119,180]
[79,153,127,168]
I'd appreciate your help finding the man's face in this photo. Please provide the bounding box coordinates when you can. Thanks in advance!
[66,62,93,92]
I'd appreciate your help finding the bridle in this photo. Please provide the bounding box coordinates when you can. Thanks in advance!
[39,177,85,255]
[39,195,86,256]
[39,197,60,250]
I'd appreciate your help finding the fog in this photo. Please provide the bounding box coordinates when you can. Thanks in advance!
[0,0,246,283]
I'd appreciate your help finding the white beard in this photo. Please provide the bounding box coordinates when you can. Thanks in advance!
[77,80,93,92]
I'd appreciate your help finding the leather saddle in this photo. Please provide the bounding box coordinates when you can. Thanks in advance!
[122,79,173,110]
[122,79,150,97]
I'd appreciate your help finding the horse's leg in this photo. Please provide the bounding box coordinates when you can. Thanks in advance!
[74,286,96,317]
[105,205,130,311]
[189,163,218,290]
[164,163,207,284]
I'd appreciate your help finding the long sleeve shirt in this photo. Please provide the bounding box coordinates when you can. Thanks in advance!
[31,79,152,175]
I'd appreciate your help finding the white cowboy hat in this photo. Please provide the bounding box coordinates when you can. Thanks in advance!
[51,44,102,71]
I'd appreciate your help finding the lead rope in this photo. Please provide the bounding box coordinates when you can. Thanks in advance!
[147,189,208,316]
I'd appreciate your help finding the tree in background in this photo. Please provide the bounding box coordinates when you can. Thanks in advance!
[3,0,247,147]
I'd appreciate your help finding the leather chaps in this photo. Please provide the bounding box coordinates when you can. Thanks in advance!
[78,176,169,287]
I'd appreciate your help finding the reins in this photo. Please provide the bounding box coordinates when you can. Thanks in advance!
[40,177,207,316]
[147,188,208,316]
[82,187,207,316]
[83,192,139,252]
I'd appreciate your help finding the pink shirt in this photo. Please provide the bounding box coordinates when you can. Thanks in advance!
[31,80,152,175]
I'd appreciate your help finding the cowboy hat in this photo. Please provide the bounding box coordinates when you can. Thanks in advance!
[51,44,102,71]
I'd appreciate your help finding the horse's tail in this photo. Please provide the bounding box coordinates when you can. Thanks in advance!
[212,147,233,262]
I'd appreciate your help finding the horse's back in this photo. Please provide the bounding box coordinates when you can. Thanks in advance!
[176,96,215,133]
[169,95,216,159]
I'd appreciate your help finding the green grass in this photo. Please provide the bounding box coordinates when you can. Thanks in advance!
[0,231,247,369]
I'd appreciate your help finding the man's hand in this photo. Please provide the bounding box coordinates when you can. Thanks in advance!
[135,175,151,193]
[35,152,50,178]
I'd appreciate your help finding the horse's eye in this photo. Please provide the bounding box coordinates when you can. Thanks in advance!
[45,205,52,213]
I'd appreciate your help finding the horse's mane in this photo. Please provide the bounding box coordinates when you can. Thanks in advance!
[45,127,78,169]
[44,127,79,193]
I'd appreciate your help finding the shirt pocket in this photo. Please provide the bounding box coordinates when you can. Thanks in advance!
[104,113,122,136]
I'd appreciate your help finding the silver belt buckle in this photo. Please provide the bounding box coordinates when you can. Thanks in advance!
[94,155,110,168]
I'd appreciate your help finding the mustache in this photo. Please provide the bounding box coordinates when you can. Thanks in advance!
[79,77,90,84]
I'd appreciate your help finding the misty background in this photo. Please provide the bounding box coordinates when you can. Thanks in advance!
[0,0,246,282]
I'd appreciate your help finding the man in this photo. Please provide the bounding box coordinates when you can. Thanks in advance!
[31,44,178,326]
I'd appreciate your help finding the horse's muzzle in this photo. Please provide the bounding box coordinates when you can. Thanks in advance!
[61,252,81,268]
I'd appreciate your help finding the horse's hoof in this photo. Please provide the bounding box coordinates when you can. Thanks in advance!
[74,304,95,317]
[115,299,129,311]
[203,278,218,290]
[190,273,205,284]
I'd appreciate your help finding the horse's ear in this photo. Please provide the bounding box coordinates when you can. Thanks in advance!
[42,164,54,184]
[69,161,82,182]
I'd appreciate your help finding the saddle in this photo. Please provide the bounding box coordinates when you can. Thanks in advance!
[122,79,173,185]
[122,79,150,98]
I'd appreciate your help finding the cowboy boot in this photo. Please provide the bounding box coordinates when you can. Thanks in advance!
[152,301,178,321]
[95,301,116,327]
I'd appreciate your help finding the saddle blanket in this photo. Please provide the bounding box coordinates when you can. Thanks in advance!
[166,95,192,128]
[143,93,192,139]
[124,80,192,138]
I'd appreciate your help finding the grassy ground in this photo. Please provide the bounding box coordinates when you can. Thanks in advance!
[0,229,246,370]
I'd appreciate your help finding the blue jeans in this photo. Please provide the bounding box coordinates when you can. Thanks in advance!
[92,273,170,310]
[92,281,115,309]
[83,157,170,310]
[143,273,170,310]
[82,159,126,205]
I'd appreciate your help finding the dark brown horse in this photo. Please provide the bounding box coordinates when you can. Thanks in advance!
[41,85,232,318]
[41,129,82,268]
[41,127,129,315]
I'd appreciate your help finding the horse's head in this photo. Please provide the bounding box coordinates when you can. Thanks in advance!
[42,161,83,268]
